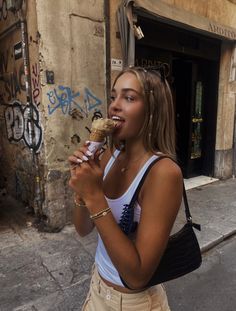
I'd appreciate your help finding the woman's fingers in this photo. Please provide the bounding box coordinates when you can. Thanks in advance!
[69,149,92,166]
[68,141,102,178]
[69,157,92,174]
[73,150,89,161]
[68,142,95,167]
[68,155,83,165]
[92,149,102,168]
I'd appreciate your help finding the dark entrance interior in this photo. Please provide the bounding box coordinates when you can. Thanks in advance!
[135,16,221,178]
[0,192,34,233]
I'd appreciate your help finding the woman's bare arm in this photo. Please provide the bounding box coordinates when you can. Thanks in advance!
[70,146,112,237]
[84,158,182,289]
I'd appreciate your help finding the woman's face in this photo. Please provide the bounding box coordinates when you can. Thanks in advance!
[108,72,146,142]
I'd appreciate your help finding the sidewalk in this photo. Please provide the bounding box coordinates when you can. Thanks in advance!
[0,178,236,311]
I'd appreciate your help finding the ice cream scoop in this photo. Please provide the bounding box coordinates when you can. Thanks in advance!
[87,118,117,154]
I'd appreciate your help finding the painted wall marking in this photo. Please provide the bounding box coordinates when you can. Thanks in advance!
[0,50,25,102]
[47,85,102,116]
[31,63,40,106]
[4,100,43,152]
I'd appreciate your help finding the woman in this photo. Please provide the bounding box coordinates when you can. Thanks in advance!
[68,66,183,310]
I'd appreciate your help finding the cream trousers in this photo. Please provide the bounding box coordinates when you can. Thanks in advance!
[82,265,171,311]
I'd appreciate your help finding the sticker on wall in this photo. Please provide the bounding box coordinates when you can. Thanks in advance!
[111,58,123,71]
[14,42,23,60]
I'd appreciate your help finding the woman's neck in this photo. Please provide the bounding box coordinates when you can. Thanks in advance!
[120,140,150,160]
[116,142,153,174]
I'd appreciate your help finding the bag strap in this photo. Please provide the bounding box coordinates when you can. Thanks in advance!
[129,155,201,230]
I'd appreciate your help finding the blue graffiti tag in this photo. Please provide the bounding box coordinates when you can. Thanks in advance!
[47,85,80,115]
[84,87,102,111]
[47,86,102,116]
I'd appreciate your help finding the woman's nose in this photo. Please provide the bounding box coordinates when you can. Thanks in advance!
[109,96,122,112]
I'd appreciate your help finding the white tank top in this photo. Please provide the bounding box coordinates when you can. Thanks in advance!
[95,149,158,286]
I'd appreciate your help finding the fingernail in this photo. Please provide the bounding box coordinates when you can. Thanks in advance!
[82,155,89,161]
[86,150,93,156]
[77,158,82,163]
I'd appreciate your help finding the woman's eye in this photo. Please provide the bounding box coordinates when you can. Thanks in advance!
[126,96,134,102]
[110,95,116,102]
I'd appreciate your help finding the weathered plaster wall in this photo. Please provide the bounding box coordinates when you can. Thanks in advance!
[134,0,236,32]
[162,0,236,29]
[110,0,123,83]
[215,42,236,178]
[35,0,107,229]
[0,1,42,206]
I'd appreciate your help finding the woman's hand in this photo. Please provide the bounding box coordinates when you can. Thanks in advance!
[68,141,93,166]
[68,143,104,203]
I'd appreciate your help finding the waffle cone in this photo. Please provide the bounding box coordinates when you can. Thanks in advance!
[89,129,106,142]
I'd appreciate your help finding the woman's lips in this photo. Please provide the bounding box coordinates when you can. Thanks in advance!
[110,117,124,129]
[112,121,124,135]
[115,120,123,126]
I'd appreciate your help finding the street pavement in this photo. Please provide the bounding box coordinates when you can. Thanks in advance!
[166,235,236,311]
[0,178,235,311]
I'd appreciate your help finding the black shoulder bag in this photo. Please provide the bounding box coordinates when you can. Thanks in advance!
[119,156,202,288]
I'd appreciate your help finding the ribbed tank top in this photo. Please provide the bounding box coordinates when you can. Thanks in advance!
[95,149,158,286]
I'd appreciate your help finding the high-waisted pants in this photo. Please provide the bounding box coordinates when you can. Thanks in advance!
[82,266,171,311]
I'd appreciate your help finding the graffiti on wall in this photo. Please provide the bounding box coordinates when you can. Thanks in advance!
[4,100,43,152]
[0,0,8,21]
[47,85,102,117]
[0,50,25,102]
[31,63,41,106]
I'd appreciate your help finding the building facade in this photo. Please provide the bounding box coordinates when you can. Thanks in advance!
[0,0,235,230]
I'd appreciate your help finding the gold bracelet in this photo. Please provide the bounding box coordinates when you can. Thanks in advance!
[74,196,87,208]
[90,207,111,220]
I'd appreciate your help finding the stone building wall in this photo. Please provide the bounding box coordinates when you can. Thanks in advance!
[0,1,41,208]
[35,0,107,230]
[0,0,107,230]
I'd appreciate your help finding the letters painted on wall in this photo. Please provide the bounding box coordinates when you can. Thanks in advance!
[47,85,102,117]
[4,100,43,152]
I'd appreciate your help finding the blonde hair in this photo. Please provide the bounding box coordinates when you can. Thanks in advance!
[111,66,176,158]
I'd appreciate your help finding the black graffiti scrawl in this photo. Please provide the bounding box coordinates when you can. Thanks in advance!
[4,100,43,152]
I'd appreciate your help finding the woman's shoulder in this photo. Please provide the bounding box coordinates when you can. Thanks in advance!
[147,154,182,187]
[140,155,183,205]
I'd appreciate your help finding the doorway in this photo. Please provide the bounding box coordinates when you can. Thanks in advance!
[172,56,219,177]
[135,17,220,178]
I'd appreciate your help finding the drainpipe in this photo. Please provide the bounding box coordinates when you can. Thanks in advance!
[233,96,236,178]
[231,44,236,179]
[17,9,43,215]
[104,0,111,102]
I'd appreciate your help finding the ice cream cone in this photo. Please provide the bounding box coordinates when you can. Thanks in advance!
[89,129,107,142]
[87,118,117,154]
